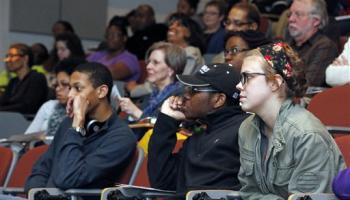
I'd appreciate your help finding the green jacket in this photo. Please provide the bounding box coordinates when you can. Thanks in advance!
[238,99,345,200]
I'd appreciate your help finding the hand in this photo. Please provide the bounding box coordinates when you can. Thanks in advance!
[66,95,89,128]
[160,96,186,121]
[118,97,143,119]
[332,55,349,66]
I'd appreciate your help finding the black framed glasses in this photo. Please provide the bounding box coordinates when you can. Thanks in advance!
[240,72,266,85]
[223,19,251,27]
[224,47,249,56]
[4,53,23,59]
[184,86,219,97]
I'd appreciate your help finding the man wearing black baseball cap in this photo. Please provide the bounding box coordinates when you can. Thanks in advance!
[148,63,249,198]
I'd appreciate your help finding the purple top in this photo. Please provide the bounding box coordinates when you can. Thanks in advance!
[87,50,140,81]
[332,168,350,200]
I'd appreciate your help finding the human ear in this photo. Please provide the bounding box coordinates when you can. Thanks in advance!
[270,74,284,92]
[97,85,109,99]
[212,93,226,109]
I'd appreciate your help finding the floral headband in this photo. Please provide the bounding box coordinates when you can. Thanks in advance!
[258,41,293,80]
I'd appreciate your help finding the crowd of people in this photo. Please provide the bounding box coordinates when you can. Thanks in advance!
[0,0,350,199]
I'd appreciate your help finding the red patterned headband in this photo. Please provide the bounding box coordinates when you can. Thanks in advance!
[258,41,293,80]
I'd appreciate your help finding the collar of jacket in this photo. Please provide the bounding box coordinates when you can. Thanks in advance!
[251,99,295,154]
[197,104,245,134]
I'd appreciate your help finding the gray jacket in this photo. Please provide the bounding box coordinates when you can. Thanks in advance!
[238,99,345,200]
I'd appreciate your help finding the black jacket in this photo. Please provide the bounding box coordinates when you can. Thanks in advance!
[148,105,249,196]
[0,70,48,114]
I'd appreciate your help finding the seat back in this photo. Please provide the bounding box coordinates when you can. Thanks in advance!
[117,146,144,185]
[7,145,49,187]
[307,85,350,136]
[137,60,147,84]
[0,146,13,186]
[335,135,350,166]
[0,111,31,138]
[288,193,339,200]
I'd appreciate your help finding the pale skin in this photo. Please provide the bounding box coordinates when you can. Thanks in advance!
[236,56,285,137]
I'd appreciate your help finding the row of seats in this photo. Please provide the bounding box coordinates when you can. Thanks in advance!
[0,85,348,199]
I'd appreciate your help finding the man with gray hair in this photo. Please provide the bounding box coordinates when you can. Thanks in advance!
[288,0,338,87]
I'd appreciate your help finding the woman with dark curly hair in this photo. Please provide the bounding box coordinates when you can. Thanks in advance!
[235,41,345,199]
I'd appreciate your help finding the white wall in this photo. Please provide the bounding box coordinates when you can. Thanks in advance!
[0,0,209,70]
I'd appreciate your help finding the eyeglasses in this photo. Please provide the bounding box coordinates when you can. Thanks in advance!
[240,72,266,85]
[53,82,70,90]
[184,86,219,98]
[4,54,23,59]
[203,11,220,16]
[224,19,251,27]
[224,47,249,56]
[287,10,311,19]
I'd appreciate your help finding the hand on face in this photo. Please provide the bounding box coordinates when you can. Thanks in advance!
[160,96,186,120]
[66,94,90,127]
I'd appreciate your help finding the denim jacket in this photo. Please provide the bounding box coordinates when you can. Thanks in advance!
[238,99,346,200]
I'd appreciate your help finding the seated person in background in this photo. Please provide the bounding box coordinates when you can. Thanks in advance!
[326,37,350,87]
[25,58,86,136]
[148,63,249,197]
[332,167,350,200]
[87,21,140,82]
[236,42,345,199]
[167,13,205,75]
[287,0,338,87]
[126,4,168,60]
[24,62,136,194]
[119,42,186,121]
[51,20,75,38]
[202,0,227,54]
[212,2,262,63]
[224,30,271,70]
[31,43,49,74]
[0,43,48,115]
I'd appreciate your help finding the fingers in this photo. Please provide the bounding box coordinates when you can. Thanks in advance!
[66,97,74,118]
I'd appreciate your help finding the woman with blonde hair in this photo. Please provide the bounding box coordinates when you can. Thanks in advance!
[236,41,345,199]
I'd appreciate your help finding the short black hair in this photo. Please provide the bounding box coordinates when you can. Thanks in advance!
[74,62,113,101]
[224,30,271,49]
[55,20,75,33]
[185,0,200,11]
[54,57,86,75]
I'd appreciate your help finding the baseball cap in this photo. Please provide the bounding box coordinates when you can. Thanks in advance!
[176,63,240,102]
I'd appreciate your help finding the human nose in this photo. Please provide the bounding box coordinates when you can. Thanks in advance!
[236,81,243,91]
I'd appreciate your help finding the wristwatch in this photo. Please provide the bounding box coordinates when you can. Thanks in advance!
[74,126,86,136]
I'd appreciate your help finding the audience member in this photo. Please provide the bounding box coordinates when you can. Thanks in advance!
[202,0,227,54]
[119,42,186,121]
[25,58,86,135]
[31,43,49,74]
[126,4,168,60]
[24,62,137,195]
[176,0,205,28]
[87,22,140,82]
[0,43,48,115]
[236,42,345,199]
[148,63,249,197]
[333,168,350,200]
[326,37,350,86]
[288,0,338,87]
[224,30,271,69]
[51,20,75,38]
[167,13,205,74]
[212,2,261,63]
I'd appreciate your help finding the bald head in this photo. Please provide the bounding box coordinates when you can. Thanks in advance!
[135,4,156,30]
